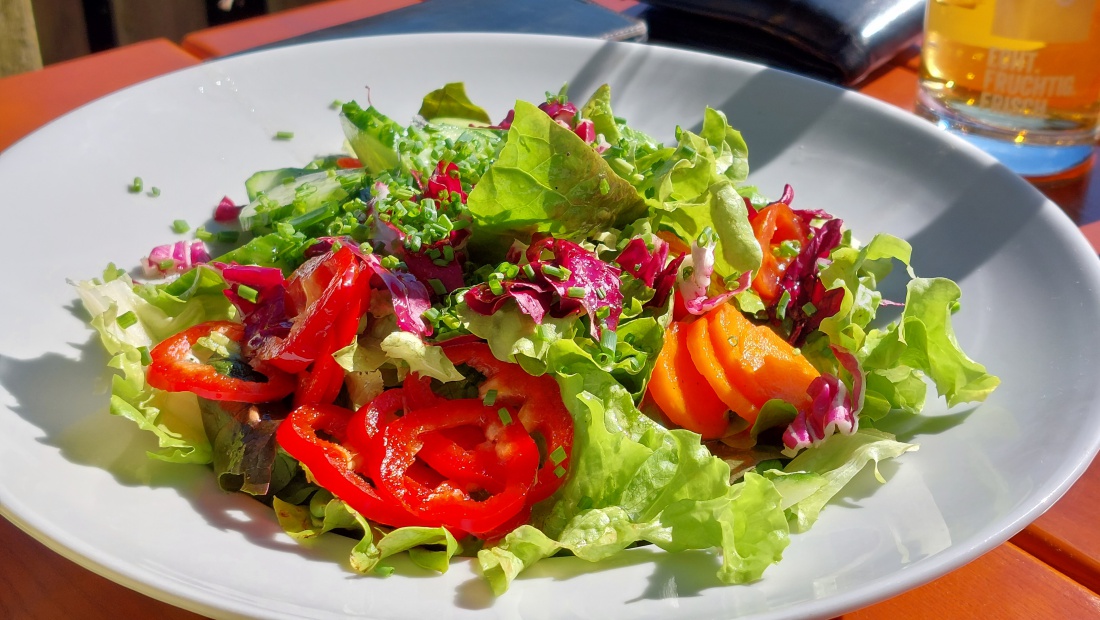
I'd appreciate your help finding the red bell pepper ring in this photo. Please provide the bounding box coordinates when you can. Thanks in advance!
[443,342,574,504]
[146,320,295,403]
[276,403,430,528]
[293,259,370,407]
[256,246,361,374]
[371,399,540,535]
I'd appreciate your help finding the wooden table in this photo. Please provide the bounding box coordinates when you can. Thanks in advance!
[2,4,1099,619]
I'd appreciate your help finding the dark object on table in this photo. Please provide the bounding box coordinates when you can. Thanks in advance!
[264,0,648,51]
[641,0,924,85]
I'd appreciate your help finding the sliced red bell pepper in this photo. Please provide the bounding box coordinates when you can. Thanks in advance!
[276,403,430,528]
[256,246,361,374]
[146,320,295,403]
[293,258,370,407]
[370,398,539,535]
[750,202,808,305]
[443,342,573,503]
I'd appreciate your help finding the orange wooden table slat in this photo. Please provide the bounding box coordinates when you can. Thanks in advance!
[0,518,205,620]
[1012,458,1100,595]
[181,0,423,59]
[839,543,1100,619]
[0,39,201,153]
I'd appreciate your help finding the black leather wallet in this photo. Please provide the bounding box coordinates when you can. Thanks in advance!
[639,0,924,85]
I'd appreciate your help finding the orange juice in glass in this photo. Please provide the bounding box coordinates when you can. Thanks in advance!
[918,0,1100,176]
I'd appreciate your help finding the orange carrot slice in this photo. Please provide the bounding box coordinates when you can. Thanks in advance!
[648,321,730,439]
[684,317,760,425]
[707,304,818,413]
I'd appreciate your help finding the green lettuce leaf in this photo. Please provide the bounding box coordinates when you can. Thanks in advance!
[73,266,235,463]
[466,100,647,253]
[417,82,492,126]
[479,472,788,594]
[274,495,461,575]
[781,428,917,532]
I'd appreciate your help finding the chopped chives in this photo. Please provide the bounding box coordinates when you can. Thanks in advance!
[237,285,259,303]
[171,219,190,233]
[358,242,374,255]
[129,177,143,193]
[776,290,792,320]
[428,278,447,295]
[600,329,618,353]
[330,99,344,109]
[215,230,240,243]
[598,178,610,196]
[522,264,536,279]
[595,287,607,300]
[483,390,498,406]
[432,258,450,267]
[274,130,295,140]
[150,187,161,197]
[488,278,504,296]
[566,286,586,299]
[497,407,513,425]
[194,226,214,242]
[577,495,594,510]
[554,465,567,478]
[158,259,176,270]
[137,346,152,366]
[549,445,567,465]
[442,245,454,262]
[541,264,571,280]
[116,311,138,329]
[801,302,817,315]
[595,306,611,320]
[422,307,441,322]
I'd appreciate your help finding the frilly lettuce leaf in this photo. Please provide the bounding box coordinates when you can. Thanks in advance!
[816,233,999,416]
[274,494,462,575]
[479,472,788,594]
[72,266,235,463]
[778,428,917,532]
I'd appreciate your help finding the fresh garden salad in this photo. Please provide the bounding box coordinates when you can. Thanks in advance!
[74,82,999,593]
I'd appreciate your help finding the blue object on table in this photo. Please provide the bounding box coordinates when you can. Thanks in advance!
[261,0,648,50]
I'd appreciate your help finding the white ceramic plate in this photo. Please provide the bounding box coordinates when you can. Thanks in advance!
[2,34,1099,620]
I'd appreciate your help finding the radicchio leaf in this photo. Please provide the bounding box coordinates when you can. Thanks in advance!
[782,345,864,454]
[314,237,433,337]
[527,237,623,339]
[780,218,846,345]
[677,239,749,315]
[464,236,623,340]
[142,240,211,278]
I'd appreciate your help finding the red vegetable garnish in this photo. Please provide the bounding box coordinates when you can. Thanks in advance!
[254,245,363,374]
[370,398,540,534]
[146,320,295,403]
[276,403,430,528]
